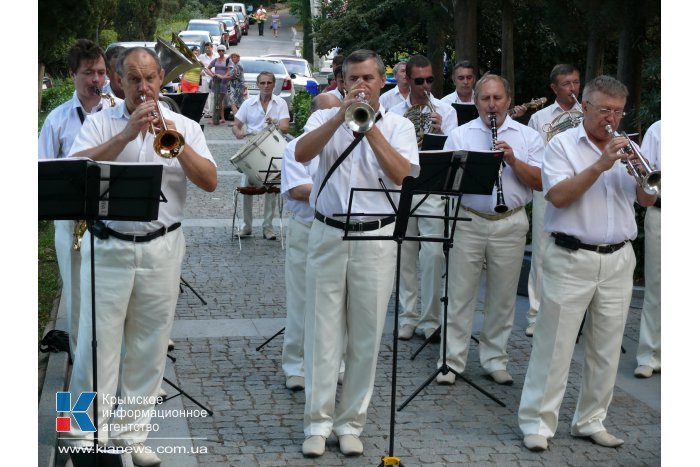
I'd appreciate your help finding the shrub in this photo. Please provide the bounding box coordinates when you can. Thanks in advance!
[290,90,313,136]
[39,78,75,131]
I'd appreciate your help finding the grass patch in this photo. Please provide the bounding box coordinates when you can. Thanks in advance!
[38,220,60,340]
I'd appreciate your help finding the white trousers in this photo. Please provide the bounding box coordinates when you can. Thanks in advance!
[282,216,311,378]
[241,175,277,233]
[55,220,82,356]
[637,206,661,369]
[303,220,396,437]
[201,76,213,115]
[398,195,445,333]
[526,190,546,325]
[518,237,634,438]
[439,207,528,374]
[66,229,185,446]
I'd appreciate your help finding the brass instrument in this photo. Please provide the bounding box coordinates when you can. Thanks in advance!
[142,94,186,158]
[490,113,508,213]
[604,124,661,195]
[542,93,583,142]
[404,91,441,147]
[345,91,375,133]
[155,36,202,86]
[506,97,547,117]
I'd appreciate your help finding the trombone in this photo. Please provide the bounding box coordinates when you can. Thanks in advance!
[142,94,185,158]
[604,124,660,195]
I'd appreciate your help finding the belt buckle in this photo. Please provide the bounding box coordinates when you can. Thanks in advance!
[596,244,611,254]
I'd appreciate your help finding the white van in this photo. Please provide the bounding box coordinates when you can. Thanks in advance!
[222,3,246,14]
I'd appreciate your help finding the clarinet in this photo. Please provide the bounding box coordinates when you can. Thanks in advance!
[490,113,509,213]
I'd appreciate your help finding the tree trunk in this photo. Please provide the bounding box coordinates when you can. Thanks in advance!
[301,0,314,65]
[584,28,605,84]
[617,0,644,133]
[427,2,448,97]
[500,0,514,93]
[38,62,45,112]
[453,0,478,73]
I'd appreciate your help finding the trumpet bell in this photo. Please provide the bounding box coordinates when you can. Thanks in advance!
[345,101,375,133]
[155,37,200,86]
[154,129,186,158]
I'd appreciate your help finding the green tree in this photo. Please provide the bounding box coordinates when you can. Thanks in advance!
[115,0,163,41]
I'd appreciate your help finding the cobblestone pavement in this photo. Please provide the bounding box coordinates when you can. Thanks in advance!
[164,120,661,466]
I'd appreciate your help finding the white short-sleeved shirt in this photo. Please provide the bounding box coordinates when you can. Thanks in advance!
[379,86,409,111]
[69,102,216,233]
[299,106,420,221]
[444,116,544,212]
[542,124,639,244]
[327,88,344,101]
[388,94,458,136]
[528,101,580,145]
[235,94,290,134]
[439,91,475,105]
[281,137,318,224]
[38,92,115,160]
[640,120,661,171]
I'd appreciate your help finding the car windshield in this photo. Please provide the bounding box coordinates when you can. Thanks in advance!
[189,22,220,36]
[280,60,309,76]
[235,13,245,21]
[240,59,286,75]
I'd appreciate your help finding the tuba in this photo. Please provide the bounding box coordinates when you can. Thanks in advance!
[404,91,441,148]
[604,124,661,195]
[155,36,203,86]
[542,93,583,142]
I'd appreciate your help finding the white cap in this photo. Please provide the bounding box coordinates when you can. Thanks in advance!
[217,45,226,51]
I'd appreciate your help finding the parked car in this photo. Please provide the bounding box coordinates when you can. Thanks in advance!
[233,11,249,35]
[222,2,246,14]
[262,55,318,95]
[178,31,214,53]
[211,17,241,46]
[187,19,228,48]
[239,56,295,114]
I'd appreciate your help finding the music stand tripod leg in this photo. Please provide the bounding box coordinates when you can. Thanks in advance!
[255,327,285,351]
[161,376,214,416]
[180,277,207,305]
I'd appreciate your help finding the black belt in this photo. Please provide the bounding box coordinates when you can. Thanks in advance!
[653,197,661,209]
[314,211,395,232]
[551,232,628,254]
[90,221,181,243]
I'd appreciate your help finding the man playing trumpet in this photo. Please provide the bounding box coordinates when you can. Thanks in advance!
[388,54,457,342]
[65,47,217,466]
[518,75,657,451]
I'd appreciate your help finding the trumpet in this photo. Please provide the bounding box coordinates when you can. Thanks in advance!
[604,124,661,195]
[490,113,508,213]
[345,91,375,133]
[141,94,185,158]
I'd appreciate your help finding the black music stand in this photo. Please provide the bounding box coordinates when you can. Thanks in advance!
[421,133,448,151]
[335,150,505,466]
[163,92,208,125]
[40,159,163,467]
[452,103,479,126]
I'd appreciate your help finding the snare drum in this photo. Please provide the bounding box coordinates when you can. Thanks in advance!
[230,126,287,187]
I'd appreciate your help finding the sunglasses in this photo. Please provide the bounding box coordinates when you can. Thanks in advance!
[413,76,434,85]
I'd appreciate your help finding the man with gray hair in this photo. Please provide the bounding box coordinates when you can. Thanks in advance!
[379,61,410,110]
[518,75,657,452]
[440,73,544,386]
[295,49,419,458]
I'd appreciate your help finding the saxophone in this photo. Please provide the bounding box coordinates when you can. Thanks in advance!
[72,88,117,251]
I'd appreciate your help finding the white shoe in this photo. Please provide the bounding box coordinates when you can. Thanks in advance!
[588,430,624,448]
[523,434,548,451]
[436,371,455,385]
[130,442,161,466]
[285,375,304,390]
[167,339,175,351]
[634,365,654,378]
[488,370,513,385]
[398,324,415,340]
[525,324,535,337]
[338,434,363,456]
[302,435,326,457]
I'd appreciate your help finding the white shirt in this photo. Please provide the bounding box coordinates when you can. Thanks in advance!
[235,94,290,134]
[327,88,343,101]
[198,53,216,79]
[543,124,639,244]
[69,102,216,233]
[388,93,458,136]
[440,90,475,105]
[640,120,661,171]
[379,86,409,111]
[300,106,420,221]
[281,137,318,224]
[444,115,544,212]
[528,100,580,145]
[38,92,114,160]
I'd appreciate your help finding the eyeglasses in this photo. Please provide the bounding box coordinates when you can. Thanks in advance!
[586,101,626,118]
[413,76,434,85]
